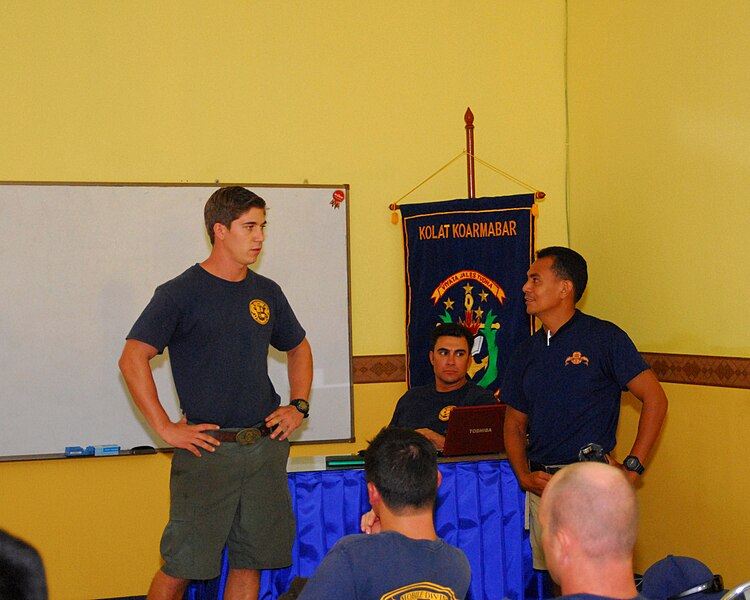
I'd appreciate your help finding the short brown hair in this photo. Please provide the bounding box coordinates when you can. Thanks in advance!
[204,186,266,245]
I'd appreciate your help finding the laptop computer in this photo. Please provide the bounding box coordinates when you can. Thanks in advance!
[441,404,506,457]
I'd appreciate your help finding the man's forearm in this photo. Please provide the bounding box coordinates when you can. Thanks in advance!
[119,341,171,435]
[414,428,445,450]
[504,426,531,480]
[503,408,531,480]
[629,393,668,462]
[626,369,668,463]
[287,337,313,400]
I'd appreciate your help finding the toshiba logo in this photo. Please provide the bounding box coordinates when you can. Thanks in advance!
[469,428,492,434]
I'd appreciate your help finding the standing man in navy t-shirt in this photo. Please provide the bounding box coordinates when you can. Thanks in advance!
[501,246,667,574]
[119,186,313,600]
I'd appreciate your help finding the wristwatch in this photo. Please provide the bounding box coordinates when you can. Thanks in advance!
[290,399,310,418]
[623,455,644,475]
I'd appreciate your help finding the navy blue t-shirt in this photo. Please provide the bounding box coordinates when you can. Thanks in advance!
[127,264,305,427]
[390,381,497,435]
[501,310,648,465]
[297,530,471,600]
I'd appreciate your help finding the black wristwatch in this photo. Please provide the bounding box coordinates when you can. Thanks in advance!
[290,399,310,418]
[623,455,644,475]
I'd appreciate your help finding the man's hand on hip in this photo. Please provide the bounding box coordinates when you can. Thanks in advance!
[159,418,220,457]
[265,405,304,440]
[519,470,553,496]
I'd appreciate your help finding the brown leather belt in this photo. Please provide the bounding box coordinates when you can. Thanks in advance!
[210,424,274,445]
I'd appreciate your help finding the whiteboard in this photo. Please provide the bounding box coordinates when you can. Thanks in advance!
[0,183,353,458]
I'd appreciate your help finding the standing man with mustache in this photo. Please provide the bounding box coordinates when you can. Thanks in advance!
[119,186,313,600]
[501,246,667,578]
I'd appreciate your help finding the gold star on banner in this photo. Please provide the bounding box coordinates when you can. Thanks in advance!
[475,307,484,320]
[443,297,455,311]
[463,283,474,294]
[479,290,489,302]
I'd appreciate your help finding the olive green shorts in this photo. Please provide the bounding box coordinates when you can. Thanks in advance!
[160,435,294,580]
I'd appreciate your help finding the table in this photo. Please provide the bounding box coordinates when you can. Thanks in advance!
[186,456,543,600]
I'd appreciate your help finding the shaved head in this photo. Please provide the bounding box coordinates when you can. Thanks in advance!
[541,462,638,562]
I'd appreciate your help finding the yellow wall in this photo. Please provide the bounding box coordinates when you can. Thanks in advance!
[2,1,748,598]
[617,386,750,582]
[0,3,567,598]
[568,0,750,585]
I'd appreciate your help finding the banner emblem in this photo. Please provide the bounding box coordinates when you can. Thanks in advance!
[433,275,505,388]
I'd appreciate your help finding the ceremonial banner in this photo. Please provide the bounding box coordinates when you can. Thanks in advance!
[401,195,536,393]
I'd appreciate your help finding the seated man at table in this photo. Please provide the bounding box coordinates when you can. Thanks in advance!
[390,322,497,450]
[296,427,471,600]
[539,462,642,600]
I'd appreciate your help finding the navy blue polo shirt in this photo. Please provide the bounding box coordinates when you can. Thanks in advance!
[501,310,648,465]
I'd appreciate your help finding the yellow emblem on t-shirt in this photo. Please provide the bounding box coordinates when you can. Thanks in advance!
[565,351,589,366]
[249,299,270,325]
[438,405,457,422]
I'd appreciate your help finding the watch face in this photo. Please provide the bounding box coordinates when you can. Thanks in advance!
[625,456,643,473]
[293,399,309,413]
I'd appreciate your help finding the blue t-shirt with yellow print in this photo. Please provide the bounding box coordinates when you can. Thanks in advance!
[296,530,471,600]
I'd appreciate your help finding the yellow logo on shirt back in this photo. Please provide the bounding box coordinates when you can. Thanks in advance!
[249,299,270,325]
[381,581,459,600]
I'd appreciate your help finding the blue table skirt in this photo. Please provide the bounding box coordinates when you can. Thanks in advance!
[186,459,543,600]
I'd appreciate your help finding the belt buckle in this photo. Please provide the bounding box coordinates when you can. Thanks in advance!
[235,427,261,445]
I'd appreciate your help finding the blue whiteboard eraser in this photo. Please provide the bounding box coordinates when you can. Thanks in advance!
[65,446,86,457]
[93,444,120,456]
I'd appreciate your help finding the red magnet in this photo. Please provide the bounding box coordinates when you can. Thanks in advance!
[330,189,345,209]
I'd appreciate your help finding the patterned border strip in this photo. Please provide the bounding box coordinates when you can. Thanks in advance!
[352,353,750,389]
[352,355,406,384]
[642,352,750,390]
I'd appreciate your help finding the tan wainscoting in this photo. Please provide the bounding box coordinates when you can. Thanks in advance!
[352,353,750,389]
